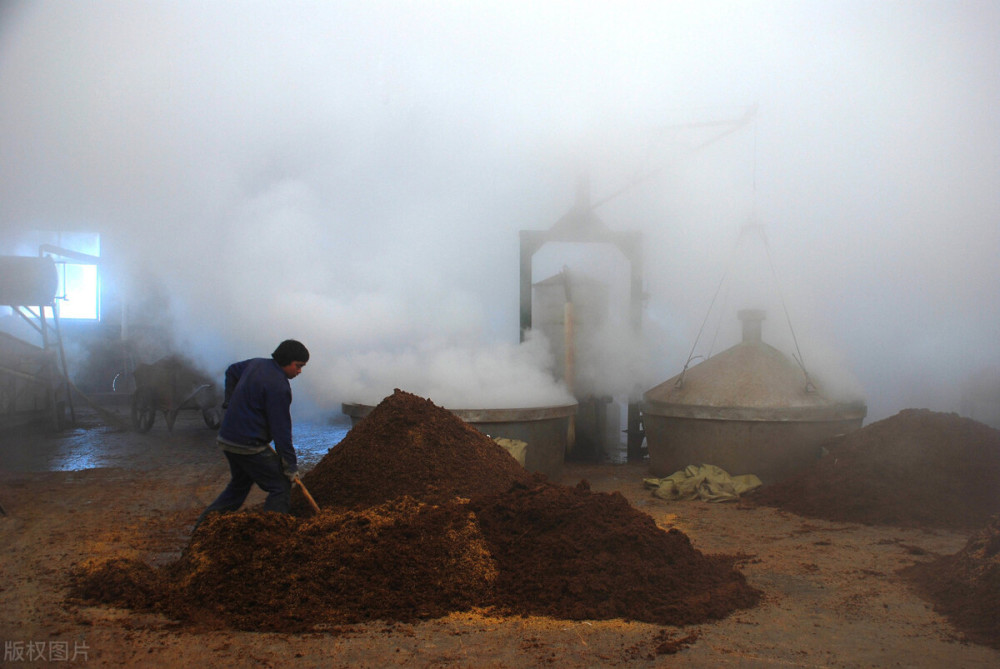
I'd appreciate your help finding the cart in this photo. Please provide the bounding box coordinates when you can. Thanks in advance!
[131,355,222,432]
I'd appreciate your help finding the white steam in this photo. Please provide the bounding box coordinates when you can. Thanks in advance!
[1,2,999,423]
[316,329,574,410]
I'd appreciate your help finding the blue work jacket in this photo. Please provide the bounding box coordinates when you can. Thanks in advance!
[217,357,296,472]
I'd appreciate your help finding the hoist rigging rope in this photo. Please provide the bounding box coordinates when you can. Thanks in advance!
[758,225,815,391]
[675,236,741,388]
[676,221,814,391]
[706,267,732,360]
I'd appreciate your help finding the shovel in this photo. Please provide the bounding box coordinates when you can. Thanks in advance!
[294,476,321,514]
[269,445,321,514]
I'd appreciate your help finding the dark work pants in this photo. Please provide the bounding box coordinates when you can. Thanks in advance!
[196,448,291,527]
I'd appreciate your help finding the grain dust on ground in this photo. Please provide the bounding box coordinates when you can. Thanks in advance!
[1,400,999,667]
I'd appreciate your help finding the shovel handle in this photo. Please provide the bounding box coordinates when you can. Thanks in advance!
[294,477,321,514]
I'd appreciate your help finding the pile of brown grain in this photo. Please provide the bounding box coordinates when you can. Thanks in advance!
[750,409,1000,530]
[69,389,760,632]
[749,408,1000,649]
[292,388,532,512]
[902,514,1000,649]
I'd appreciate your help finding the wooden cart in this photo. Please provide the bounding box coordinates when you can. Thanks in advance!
[131,355,222,432]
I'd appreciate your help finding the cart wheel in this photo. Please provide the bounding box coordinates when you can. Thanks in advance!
[203,407,222,429]
[131,387,156,433]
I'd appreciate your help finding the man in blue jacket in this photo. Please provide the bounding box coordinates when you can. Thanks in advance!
[196,339,309,526]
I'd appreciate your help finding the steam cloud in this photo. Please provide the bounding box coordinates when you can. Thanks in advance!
[1,2,998,422]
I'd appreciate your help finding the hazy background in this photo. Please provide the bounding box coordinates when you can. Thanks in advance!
[1,1,998,422]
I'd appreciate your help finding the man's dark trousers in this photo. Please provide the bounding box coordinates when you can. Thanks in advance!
[196,449,291,526]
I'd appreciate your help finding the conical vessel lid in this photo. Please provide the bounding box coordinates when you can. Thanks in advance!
[643,309,866,422]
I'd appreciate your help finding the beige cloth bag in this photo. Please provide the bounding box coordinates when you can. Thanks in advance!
[494,437,527,467]
[643,464,762,502]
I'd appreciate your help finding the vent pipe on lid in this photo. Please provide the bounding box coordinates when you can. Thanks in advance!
[738,309,766,344]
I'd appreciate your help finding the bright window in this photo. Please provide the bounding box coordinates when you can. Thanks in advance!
[45,232,101,320]
[57,258,100,319]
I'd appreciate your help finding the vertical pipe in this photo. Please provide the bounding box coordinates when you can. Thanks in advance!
[738,309,765,344]
[564,300,575,451]
[51,304,75,424]
[519,232,540,343]
[564,301,575,393]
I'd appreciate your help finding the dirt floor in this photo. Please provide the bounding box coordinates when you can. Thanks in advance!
[2,409,1000,668]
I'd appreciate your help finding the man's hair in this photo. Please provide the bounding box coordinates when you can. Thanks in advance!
[272,339,310,366]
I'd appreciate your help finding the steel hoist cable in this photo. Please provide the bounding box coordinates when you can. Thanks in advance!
[676,221,814,392]
[675,232,743,388]
[674,105,813,392]
[757,225,816,391]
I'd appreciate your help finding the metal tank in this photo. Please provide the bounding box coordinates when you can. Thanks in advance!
[341,402,577,478]
[0,256,58,306]
[642,309,867,483]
